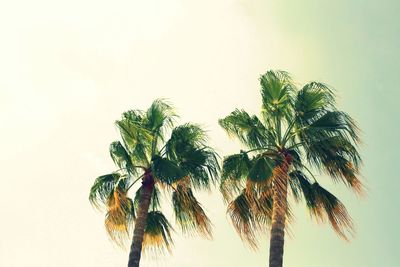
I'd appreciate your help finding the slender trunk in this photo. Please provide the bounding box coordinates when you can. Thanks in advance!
[269,158,290,267]
[127,171,154,267]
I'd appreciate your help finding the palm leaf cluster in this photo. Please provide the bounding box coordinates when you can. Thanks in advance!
[89,99,219,252]
[219,70,362,247]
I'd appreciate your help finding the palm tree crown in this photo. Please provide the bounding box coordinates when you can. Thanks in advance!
[219,70,362,266]
[89,99,219,265]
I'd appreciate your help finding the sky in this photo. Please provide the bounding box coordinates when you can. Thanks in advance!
[0,0,399,266]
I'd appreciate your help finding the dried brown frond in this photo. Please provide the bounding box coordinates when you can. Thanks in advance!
[104,189,134,247]
[172,185,213,238]
[325,160,365,197]
[143,233,171,255]
[220,177,244,203]
[309,184,355,240]
[174,175,191,186]
[342,163,365,196]
[227,192,259,249]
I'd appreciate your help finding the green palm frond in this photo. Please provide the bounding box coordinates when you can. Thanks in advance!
[172,185,212,238]
[115,113,153,165]
[221,152,251,180]
[220,152,273,202]
[145,99,177,157]
[310,184,354,240]
[151,155,187,185]
[145,99,176,133]
[289,171,354,239]
[121,109,145,123]
[248,155,275,183]
[303,135,363,194]
[89,173,120,210]
[150,186,162,211]
[178,147,220,190]
[132,143,152,166]
[219,109,272,148]
[294,82,335,121]
[165,123,207,158]
[164,123,219,189]
[260,70,295,123]
[143,211,174,253]
[109,141,135,172]
[302,111,360,143]
[288,170,312,202]
[220,152,251,202]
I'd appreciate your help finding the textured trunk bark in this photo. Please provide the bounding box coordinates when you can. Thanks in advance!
[127,171,154,267]
[268,159,290,267]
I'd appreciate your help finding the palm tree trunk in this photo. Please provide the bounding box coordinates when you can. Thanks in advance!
[269,162,289,267]
[127,171,154,267]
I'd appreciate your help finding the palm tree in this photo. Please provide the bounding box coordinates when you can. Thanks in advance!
[89,99,219,267]
[219,70,362,267]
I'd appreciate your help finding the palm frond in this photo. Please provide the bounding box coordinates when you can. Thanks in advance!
[151,155,187,185]
[172,185,212,238]
[165,123,208,159]
[288,170,313,202]
[303,111,360,143]
[89,173,120,210]
[144,99,176,157]
[289,171,354,240]
[178,147,220,190]
[221,152,251,180]
[302,135,363,195]
[109,141,135,173]
[248,155,275,183]
[219,109,272,148]
[143,211,174,254]
[227,191,259,248]
[145,99,176,133]
[219,152,250,202]
[104,189,135,247]
[115,111,153,165]
[260,70,295,123]
[269,164,293,223]
[294,82,335,121]
[253,189,274,225]
[220,176,245,203]
[295,96,362,192]
[311,184,354,240]
[164,123,219,189]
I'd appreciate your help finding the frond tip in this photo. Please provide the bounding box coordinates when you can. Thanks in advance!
[89,173,120,210]
[218,109,269,148]
[104,189,135,247]
[289,171,354,239]
[311,184,354,240]
[172,185,212,238]
[143,211,174,254]
[227,192,258,248]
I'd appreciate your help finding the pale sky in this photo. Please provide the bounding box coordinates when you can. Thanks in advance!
[1,0,399,266]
